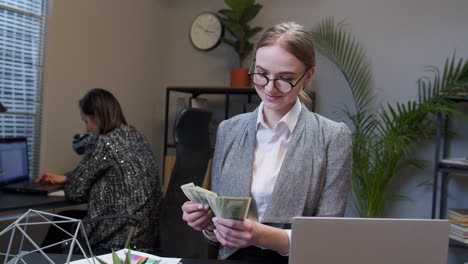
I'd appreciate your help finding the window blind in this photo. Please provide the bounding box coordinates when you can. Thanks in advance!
[0,0,47,179]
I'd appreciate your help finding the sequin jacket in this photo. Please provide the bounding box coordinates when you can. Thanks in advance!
[64,125,161,252]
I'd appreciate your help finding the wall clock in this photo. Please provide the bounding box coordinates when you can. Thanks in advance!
[189,12,223,51]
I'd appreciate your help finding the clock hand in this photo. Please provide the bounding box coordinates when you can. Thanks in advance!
[196,23,216,34]
[196,23,208,32]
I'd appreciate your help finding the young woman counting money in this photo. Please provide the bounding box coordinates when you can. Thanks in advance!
[181,21,352,263]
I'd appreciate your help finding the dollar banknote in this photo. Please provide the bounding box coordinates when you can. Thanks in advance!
[181,182,251,220]
[221,197,251,220]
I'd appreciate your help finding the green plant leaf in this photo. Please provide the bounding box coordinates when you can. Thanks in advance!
[312,17,467,217]
[241,4,262,23]
[225,0,252,12]
[125,249,131,264]
[96,257,108,264]
[245,26,263,39]
[218,10,237,21]
[92,249,154,264]
[218,0,263,67]
[112,249,122,264]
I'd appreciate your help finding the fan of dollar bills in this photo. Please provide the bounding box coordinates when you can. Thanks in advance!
[181,182,251,220]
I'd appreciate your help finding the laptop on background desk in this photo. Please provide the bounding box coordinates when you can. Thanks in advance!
[290,217,450,264]
[0,137,62,195]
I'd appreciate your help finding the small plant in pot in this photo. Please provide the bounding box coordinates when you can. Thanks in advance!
[217,0,263,87]
[96,249,156,264]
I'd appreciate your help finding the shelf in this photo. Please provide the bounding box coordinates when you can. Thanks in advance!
[167,86,256,98]
[163,86,259,187]
[449,238,468,248]
[165,86,257,120]
[167,86,257,100]
[439,159,468,171]
[439,92,468,102]
[432,97,468,220]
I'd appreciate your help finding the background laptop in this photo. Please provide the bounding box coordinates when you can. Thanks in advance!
[290,216,450,264]
[0,137,61,195]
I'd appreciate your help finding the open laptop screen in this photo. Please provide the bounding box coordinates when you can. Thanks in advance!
[0,137,29,185]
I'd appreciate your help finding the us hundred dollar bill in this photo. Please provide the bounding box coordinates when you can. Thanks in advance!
[181,182,251,220]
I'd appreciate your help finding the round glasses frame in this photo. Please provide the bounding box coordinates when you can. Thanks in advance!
[248,61,309,94]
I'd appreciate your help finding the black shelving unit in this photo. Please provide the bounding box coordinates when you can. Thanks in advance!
[162,86,258,185]
[431,96,468,247]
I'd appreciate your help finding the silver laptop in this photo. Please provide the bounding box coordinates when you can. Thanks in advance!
[290,217,450,264]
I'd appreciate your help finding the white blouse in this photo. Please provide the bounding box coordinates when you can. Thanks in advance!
[252,98,302,221]
[251,99,301,247]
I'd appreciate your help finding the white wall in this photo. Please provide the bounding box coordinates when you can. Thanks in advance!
[39,1,468,260]
[160,0,468,216]
[39,0,468,213]
[40,0,163,174]
[160,1,468,261]
[40,0,468,216]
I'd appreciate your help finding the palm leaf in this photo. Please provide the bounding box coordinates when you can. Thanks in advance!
[311,18,374,118]
[312,17,466,217]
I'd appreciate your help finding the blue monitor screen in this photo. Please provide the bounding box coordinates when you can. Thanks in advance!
[0,139,29,185]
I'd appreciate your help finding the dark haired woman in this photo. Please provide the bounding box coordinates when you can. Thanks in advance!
[39,88,161,253]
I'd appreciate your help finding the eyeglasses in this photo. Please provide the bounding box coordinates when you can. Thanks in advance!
[248,61,309,94]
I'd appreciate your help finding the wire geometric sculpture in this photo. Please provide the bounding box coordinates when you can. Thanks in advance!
[0,209,95,264]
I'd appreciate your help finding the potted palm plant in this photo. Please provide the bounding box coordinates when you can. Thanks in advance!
[217,0,263,87]
[310,18,467,217]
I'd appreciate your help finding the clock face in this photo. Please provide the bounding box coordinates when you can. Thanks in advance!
[190,13,223,51]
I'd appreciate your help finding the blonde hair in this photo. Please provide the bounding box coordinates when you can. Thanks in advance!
[255,22,316,107]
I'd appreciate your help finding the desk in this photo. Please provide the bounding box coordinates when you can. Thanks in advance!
[0,191,80,213]
[15,254,267,264]
[181,259,264,264]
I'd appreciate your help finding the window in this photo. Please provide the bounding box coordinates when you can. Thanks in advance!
[0,0,47,179]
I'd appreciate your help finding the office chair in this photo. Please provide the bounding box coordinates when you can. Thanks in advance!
[159,107,217,259]
[81,214,143,251]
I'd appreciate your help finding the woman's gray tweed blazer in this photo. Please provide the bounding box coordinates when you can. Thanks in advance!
[211,105,353,259]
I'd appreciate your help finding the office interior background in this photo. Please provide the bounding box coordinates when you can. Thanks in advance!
[10,0,468,262]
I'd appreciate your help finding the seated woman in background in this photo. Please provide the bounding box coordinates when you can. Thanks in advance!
[39,88,161,253]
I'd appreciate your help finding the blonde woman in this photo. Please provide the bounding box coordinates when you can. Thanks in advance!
[182,22,352,263]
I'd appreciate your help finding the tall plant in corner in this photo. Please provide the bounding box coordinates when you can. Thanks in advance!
[310,18,468,217]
